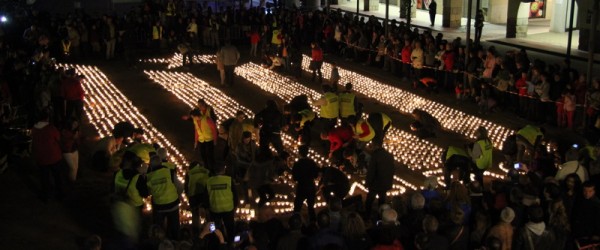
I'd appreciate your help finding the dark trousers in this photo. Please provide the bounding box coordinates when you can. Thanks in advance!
[182,52,193,66]
[430,12,436,25]
[198,141,215,172]
[257,184,274,207]
[211,210,235,241]
[368,113,391,146]
[65,99,84,121]
[299,122,313,146]
[294,187,316,221]
[39,161,65,201]
[259,131,284,156]
[224,65,235,86]
[365,189,387,216]
[153,206,180,240]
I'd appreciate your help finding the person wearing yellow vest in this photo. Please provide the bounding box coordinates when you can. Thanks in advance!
[312,85,339,131]
[146,154,180,240]
[348,115,374,142]
[271,26,282,47]
[442,145,473,188]
[339,83,359,121]
[113,150,149,208]
[185,161,210,233]
[151,21,163,52]
[206,163,238,241]
[182,99,218,171]
[111,150,148,243]
[367,112,392,146]
[515,125,544,164]
[468,126,493,185]
[292,109,316,146]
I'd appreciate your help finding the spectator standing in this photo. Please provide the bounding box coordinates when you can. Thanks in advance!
[217,41,240,87]
[512,205,556,250]
[249,29,260,57]
[555,148,589,182]
[365,142,395,217]
[571,181,600,243]
[32,111,64,202]
[474,10,484,45]
[411,41,425,86]
[308,211,346,250]
[292,145,320,221]
[429,0,437,26]
[422,215,449,250]
[276,214,305,250]
[342,212,373,250]
[486,207,514,250]
[103,16,116,60]
[561,89,576,129]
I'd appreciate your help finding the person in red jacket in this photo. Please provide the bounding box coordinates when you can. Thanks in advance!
[310,42,324,83]
[442,43,455,91]
[61,68,85,121]
[248,29,260,57]
[515,71,528,117]
[321,123,354,161]
[401,40,412,79]
[32,111,64,202]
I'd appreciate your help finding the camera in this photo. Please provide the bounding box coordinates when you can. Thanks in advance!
[513,162,521,170]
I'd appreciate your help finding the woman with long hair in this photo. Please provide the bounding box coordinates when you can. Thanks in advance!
[548,200,571,249]
[341,212,372,250]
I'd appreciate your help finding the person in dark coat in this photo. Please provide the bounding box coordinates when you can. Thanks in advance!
[365,142,395,217]
[572,181,600,244]
[429,0,438,26]
[254,100,285,155]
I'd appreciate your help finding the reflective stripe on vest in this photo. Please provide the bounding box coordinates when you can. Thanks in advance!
[147,168,178,205]
[207,175,234,213]
[446,146,468,161]
[517,125,542,145]
[356,120,375,142]
[298,109,315,128]
[188,165,210,197]
[475,139,493,170]
[339,92,356,118]
[320,92,339,119]
[114,170,144,207]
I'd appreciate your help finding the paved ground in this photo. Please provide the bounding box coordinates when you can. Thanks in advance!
[0,31,592,248]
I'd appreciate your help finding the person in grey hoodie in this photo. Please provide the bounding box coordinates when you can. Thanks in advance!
[512,205,557,250]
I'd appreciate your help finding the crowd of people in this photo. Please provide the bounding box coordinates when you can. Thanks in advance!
[3,0,600,250]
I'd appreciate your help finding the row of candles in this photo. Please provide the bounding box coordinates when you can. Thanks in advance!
[58,64,193,223]
[300,55,514,150]
[140,54,215,69]
[143,69,416,219]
